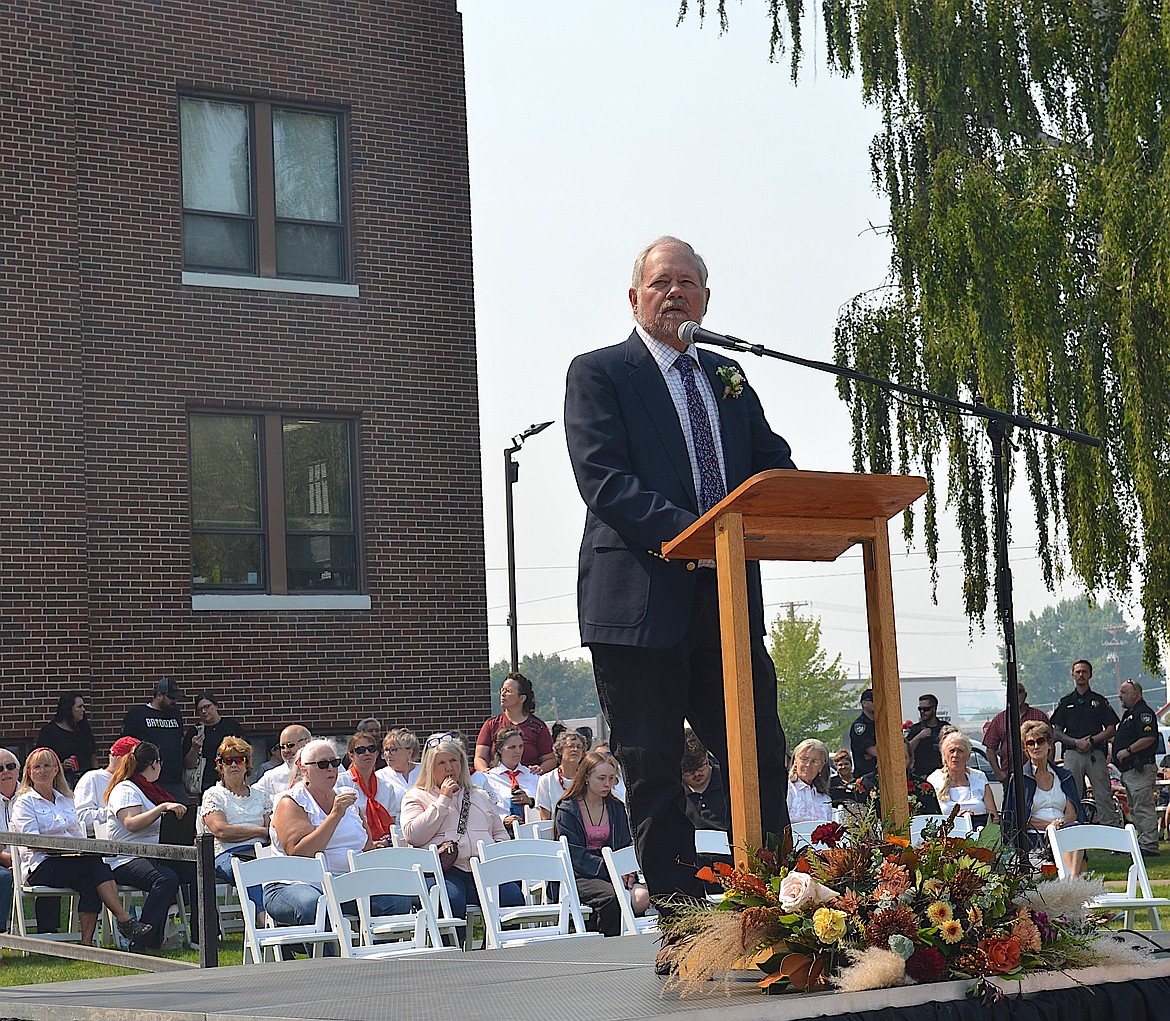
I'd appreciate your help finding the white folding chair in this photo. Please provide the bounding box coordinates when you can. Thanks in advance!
[600,845,657,935]
[694,829,731,856]
[471,848,601,949]
[348,845,475,949]
[513,820,553,841]
[909,814,972,846]
[10,851,81,942]
[321,865,457,959]
[1048,822,1170,929]
[388,823,406,848]
[790,820,839,851]
[230,854,339,963]
[476,836,579,913]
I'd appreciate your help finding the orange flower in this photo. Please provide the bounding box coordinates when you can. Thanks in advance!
[979,935,1021,974]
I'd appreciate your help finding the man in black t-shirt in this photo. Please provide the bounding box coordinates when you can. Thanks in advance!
[905,693,945,776]
[120,676,196,843]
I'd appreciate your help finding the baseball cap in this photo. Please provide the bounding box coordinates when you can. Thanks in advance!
[110,736,141,757]
[155,676,184,698]
[859,688,874,703]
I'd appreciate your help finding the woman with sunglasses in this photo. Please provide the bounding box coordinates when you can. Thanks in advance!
[198,736,272,918]
[102,741,198,951]
[1003,719,1085,874]
[337,732,399,843]
[266,739,390,930]
[401,733,524,925]
[10,747,153,948]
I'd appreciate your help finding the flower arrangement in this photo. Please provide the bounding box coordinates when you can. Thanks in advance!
[661,809,1141,995]
[716,364,745,399]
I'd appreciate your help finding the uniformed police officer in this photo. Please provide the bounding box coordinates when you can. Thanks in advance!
[1115,679,1160,855]
[1049,659,1121,826]
[848,689,878,778]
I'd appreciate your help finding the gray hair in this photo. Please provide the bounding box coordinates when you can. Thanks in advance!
[940,731,972,757]
[789,738,831,795]
[630,236,708,290]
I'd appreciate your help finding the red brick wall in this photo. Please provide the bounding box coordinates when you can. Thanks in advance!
[1,1,491,750]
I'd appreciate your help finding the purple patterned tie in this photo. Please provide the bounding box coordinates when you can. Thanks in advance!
[675,354,726,512]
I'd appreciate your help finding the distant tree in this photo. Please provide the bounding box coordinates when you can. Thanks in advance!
[770,612,855,749]
[489,653,600,722]
[1000,598,1160,713]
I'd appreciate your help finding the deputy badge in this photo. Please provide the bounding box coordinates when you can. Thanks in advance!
[853,723,867,736]
[1091,699,1101,708]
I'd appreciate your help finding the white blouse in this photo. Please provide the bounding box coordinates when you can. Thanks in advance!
[199,783,273,856]
[929,767,990,814]
[10,789,84,872]
[270,782,367,877]
[786,778,833,824]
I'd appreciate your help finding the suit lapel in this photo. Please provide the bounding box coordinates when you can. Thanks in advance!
[623,333,698,508]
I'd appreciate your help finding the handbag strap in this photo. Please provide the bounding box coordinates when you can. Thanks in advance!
[456,787,471,836]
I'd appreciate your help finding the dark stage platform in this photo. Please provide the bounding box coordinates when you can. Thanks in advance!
[2,933,1170,1021]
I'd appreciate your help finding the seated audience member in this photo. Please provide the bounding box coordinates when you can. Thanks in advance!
[355,717,386,771]
[11,747,151,947]
[1002,719,1084,874]
[787,739,833,824]
[252,725,311,798]
[474,673,555,775]
[103,741,197,952]
[479,727,538,828]
[337,732,398,843]
[0,746,21,942]
[536,729,587,820]
[250,739,283,784]
[199,736,272,918]
[857,740,941,817]
[681,730,728,833]
[928,731,999,827]
[592,740,627,802]
[74,736,140,836]
[376,728,421,793]
[829,749,856,803]
[401,733,524,927]
[266,739,397,937]
[554,750,648,936]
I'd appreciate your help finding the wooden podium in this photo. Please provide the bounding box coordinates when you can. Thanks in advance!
[662,469,927,865]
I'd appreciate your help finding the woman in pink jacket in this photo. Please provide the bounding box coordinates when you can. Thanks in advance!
[400,733,523,922]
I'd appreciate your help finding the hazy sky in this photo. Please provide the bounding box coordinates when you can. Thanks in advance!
[458,2,1107,698]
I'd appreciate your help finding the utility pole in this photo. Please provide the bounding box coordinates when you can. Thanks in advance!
[776,600,811,621]
[1102,624,1125,689]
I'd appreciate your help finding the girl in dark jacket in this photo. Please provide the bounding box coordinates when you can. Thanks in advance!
[554,750,648,936]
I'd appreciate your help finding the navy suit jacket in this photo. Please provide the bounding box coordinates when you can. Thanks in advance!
[565,331,795,649]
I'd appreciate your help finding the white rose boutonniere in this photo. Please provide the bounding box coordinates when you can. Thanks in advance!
[716,364,745,399]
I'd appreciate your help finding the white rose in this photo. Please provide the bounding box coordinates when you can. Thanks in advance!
[778,871,840,912]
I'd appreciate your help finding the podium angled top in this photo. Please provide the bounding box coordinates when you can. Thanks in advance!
[661,469,927,562]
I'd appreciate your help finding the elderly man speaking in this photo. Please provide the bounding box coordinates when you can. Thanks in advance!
[565,235,795,903]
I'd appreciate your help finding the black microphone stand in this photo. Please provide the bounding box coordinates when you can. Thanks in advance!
[696,329,1101,856]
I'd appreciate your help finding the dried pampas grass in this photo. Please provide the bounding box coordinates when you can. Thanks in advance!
[1019,876,1106,925]
[831,947,911,992]
[1088,932,1155,968]
[662,909,753,997]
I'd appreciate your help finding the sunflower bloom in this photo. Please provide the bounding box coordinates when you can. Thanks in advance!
[940,919,964,944]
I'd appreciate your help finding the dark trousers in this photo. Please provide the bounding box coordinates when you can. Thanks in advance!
[590,572,788,898]
[27,855,115,916]
[112,857,196,949]
[575,875,621,937]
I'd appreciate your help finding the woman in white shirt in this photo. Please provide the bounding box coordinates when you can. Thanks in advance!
[103,741,196,951]
[786,739,834,824]
[199,736,272,919]
[337,732,398,844]
[536,729,587,820]
[11,747,152,947]
[928,732,1000,827]
[479,727,538,829]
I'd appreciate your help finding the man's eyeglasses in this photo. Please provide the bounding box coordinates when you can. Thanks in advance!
[279,739,308,751]
[306,757,343,770]
[1024,738,1049,748]
[918,706,932,713]
[0,762,19,772]
[217,755,247,766]
[351,744,378,756]
[425,733,456,750]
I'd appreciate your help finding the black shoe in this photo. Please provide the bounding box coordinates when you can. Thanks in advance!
[1143,849,1160,858]
[118,918,153,942]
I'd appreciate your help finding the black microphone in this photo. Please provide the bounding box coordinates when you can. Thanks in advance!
[677,320,742,350]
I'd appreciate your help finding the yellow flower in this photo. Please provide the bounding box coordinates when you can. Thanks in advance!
[940,919,964,944]
[925,900,953,925]
[812,907,847,945]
